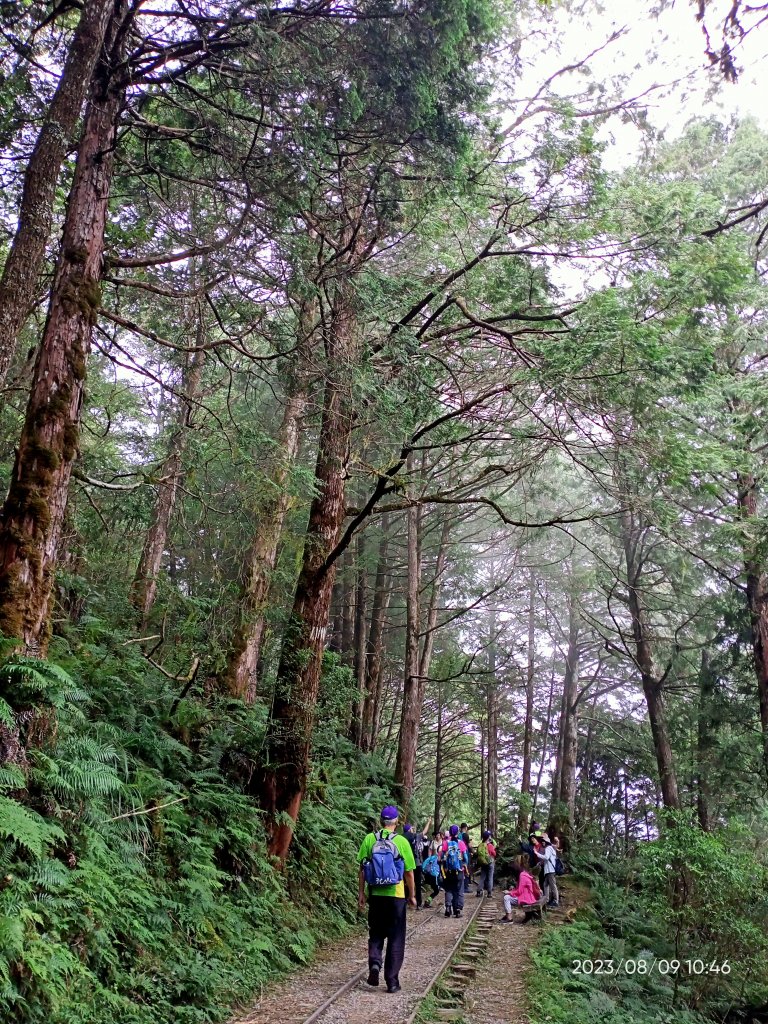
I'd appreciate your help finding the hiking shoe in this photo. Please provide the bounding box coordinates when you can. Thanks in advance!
[476,891,484,897]
[444,909,452,917]
[386,982,401,994]
[454,910,462,918]
[547,901,559,908]
[367,965,380,987]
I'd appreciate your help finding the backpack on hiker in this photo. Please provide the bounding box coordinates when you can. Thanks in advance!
[363,830,405,888]
[443,839,464,874]
[555,855,565,876]
[476,841,490,866]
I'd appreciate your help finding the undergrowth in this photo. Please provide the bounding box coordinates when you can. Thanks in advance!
[0,630,391,1023]
[529,829,768,1024]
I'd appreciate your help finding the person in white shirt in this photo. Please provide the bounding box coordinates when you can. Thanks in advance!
[534,834,559,907]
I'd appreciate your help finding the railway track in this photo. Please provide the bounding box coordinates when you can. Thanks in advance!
[235,890,496,1024]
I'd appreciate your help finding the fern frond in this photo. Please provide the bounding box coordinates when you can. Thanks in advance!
[0,796,65,857]
[0,699,14,731]
[0,767,25,791]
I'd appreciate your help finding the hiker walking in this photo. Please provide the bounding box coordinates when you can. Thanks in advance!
[460,823,472,891]
[358,805,416,994]
[439,824,468,918]
[475,829,497,898]
[403,823,425,909]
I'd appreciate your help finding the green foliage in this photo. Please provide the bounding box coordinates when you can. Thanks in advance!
[0,631,395,1024]
[531,832,768,1024]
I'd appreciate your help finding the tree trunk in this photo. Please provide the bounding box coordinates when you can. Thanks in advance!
[131,344,205,627]
[348,526,368,745]
[434,683,443,830]
[340,553,356,669]
[361,515,391,752]
[418,517,451,682]
[258,281,358,862]
[736,472,768,777]
[479,719,486,831]
[0,0,115,388]
[517,568,535,832]
[621,509,681,811]
[532,665,556,819]
[223,302,315,702]
[395,478,422,811]
[558,590,581,828]
[486,596,499,835]
[696,650,716,832]
[0,2,131,654]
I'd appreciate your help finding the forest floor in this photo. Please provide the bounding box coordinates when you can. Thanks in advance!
[461,879,590,1024]
[230,879,590,1024]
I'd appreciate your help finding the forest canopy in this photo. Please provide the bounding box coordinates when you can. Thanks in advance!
[0,1,767,1022]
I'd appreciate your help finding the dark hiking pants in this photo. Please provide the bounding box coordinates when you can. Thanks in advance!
[443,872,464,913]
[368,895,407,987]
[413,865,423,908]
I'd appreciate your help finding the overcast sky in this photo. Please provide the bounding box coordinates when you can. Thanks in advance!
[515,0,768,170]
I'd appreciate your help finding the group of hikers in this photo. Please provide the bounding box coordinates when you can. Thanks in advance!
[357,805,565,994]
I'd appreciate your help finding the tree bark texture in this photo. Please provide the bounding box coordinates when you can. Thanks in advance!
[258,281,358,862]
[0,0,116,388]
[736,472,768,777]
[0,2,131,654]
[223,301,315,702]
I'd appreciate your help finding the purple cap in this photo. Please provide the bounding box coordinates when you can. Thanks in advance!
[404,824,413,833]
[449,824,459,837]
[482,830,491,839]
[381,805,399,822]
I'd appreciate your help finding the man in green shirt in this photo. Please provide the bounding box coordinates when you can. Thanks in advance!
[358,804,416,993]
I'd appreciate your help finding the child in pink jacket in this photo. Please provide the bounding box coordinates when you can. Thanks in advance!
[501,864,540,921]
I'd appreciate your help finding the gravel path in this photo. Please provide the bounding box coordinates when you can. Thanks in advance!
[232,892,481,1024]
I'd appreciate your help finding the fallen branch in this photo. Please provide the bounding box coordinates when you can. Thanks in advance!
[109,796,188,822]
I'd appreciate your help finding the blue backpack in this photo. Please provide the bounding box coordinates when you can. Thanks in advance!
[363,831,405,888]
[444,839,463,873]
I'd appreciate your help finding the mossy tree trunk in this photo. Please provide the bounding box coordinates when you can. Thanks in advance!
[0,1,131,654]
[0,0,115,389]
